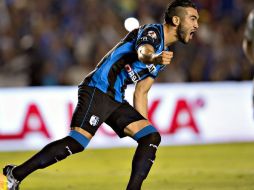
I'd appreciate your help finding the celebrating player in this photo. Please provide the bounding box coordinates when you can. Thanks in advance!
[2,0,199,189]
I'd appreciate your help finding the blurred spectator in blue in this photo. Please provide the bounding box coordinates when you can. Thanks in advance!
[0,0,253,86]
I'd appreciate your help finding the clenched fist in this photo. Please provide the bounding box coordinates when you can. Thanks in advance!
[152,51,174,65]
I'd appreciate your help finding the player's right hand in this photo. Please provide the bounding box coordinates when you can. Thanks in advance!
[152,51,173,65]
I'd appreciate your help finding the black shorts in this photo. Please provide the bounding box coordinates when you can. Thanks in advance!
[70,85,146,138]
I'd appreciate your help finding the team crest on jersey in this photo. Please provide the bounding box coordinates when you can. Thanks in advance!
[125,64,140,83]
[89,115,100,126]
[147,31,157,40]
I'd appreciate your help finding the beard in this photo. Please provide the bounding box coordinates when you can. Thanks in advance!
[177,24,188,44]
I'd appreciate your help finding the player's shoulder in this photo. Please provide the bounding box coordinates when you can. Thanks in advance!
[138,24,163,40]
[139,24,162,32]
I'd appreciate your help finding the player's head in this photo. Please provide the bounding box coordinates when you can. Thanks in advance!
[164,0,199,44]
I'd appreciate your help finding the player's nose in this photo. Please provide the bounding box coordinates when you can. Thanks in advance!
[194,21,199,29]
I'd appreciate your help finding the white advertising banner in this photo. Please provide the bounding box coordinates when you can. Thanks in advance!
[0,82,253,151]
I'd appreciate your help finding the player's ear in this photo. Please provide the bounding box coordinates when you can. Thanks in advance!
[172,16,180,26]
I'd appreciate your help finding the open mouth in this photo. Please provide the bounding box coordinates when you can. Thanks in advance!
[190,31,195,39]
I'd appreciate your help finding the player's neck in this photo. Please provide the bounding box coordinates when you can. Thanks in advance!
[163,23,178,47]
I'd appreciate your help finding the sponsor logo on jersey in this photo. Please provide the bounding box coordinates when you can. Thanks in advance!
[125,64,140,83]
[146,64,157,74]
[89,115,100,126]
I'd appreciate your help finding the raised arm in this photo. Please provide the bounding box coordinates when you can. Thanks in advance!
[134,42,173,118]
[137,44,174,65]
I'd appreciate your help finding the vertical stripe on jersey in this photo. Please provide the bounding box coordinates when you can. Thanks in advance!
[107,53,138,99]
[83,29,139,86]
[113,69,128,102]
[83,41,126,85]
[86,42,134,92]
[79,24,166,103]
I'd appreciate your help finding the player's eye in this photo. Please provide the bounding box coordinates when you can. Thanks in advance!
[190,16,198,22]
[190,17,196,21]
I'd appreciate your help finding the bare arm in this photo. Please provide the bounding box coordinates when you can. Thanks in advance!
[243,38,254,64]
[133,76,154,119]
[134,43,173,118]
[137,44,174,65]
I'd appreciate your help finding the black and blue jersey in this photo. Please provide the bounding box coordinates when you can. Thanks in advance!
[80,24,168,102]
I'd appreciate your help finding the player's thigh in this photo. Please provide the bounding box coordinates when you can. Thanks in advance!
[124,119,151,137]
[105,101,150,138]
[71,85,120,137]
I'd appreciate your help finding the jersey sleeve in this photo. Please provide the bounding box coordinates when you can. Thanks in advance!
[244,10,254,40]
[135,25,162,51]
[147,64,166,79]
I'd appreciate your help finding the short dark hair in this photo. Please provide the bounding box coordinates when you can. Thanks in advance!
[164,0,197,24]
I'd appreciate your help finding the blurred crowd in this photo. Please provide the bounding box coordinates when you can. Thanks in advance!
[0,0,253,86]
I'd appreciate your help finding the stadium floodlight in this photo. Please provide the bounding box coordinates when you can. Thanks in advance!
[124,17,140,32]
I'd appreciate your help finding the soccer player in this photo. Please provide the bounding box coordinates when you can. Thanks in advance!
[2,0,199,189]
[243,9,254,115]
